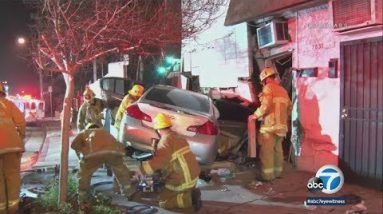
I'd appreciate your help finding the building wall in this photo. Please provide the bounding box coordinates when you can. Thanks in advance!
[182,2,250,88]
[267,2,383,172]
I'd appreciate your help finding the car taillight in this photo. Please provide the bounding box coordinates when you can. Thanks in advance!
[187,120,218,135]
[126,105,152,122]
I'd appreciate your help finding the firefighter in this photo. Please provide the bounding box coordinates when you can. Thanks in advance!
[0,83,26,214]
[114,84,144,132]
[139,113,202,211]
[71,123,134,204]
[253,67,292,181]
[77,86,105,132]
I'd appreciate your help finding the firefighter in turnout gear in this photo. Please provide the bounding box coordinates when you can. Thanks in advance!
[77,87,105,131]
[114,84,144,131]
[71,123,133,204]
[139,113,202,211]
[0,83,26,214]
[253,67,292,181]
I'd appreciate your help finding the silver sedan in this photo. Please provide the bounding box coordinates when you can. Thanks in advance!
[119,85,220,164]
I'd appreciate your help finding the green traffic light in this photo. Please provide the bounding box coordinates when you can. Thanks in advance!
[165,56,175,65]
[157,66,167,74]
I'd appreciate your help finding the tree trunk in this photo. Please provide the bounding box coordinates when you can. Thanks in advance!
[59,72,75,203]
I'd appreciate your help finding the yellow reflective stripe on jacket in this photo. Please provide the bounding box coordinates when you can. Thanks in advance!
[177,193,185,208]
[171,146,193,183]
[165,146,197,191]
[142,161,154,175]
[170,146,190,161]
[165,177,198,191]
[0,199,19,210]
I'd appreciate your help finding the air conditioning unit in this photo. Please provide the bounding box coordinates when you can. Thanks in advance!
[256,20,289,49]
[332,0,383,32]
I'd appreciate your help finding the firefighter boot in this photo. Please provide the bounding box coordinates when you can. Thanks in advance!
[191,188,202,211]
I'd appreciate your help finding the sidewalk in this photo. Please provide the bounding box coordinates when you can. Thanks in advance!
[21,127,383,213]
[33,130,79,170]
[21,127,47,172]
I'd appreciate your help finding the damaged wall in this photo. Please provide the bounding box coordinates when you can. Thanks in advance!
[266,2,382,172]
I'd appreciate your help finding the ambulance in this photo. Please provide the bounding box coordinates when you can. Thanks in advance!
[8,94,45,122]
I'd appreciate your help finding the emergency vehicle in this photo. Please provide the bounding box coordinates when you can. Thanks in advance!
[8,94,45,122]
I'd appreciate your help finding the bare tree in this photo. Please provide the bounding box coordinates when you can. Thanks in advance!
[182,0,226,39]
[31,0,224,204]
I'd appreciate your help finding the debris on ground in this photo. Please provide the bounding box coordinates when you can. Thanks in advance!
[210,168,233,178]
[197,179,210,188]
[248,181,263,190]
[199,170,212,182]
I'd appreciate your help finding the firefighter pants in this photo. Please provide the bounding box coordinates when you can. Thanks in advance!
[78,154,131,202]
[158,188,193,210]
[0,152,22,214]
[258,132,284,181]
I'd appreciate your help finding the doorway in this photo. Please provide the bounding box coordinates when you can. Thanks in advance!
[340,37,383,187]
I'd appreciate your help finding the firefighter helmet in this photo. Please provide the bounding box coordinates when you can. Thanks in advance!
[259,67,277,82]
[153,113,172,130]
[128,84,144,97]
[85,123,100,130]
[83,86,95,100]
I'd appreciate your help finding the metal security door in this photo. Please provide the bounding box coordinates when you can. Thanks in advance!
[340,37,383,183]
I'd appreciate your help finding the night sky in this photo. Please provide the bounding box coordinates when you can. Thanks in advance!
[0,0,39,97]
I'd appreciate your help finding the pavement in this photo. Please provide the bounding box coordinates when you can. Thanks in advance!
[20,122,383,214]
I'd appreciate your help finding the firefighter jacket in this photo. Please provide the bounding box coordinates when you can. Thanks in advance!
[71,128,125,159]
[254,81,292,137]
[114,94,139,130]
[0,97,26,155]
[77,98,105,131]
[141,132,201,192]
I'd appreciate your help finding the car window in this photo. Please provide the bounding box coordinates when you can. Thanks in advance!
[38,102,44,110]
[31,102,36,110]
[115,79,125,95]
[145,87,210,114]
[101,78,115,92]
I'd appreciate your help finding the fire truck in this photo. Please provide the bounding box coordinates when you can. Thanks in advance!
[8,94,45,122]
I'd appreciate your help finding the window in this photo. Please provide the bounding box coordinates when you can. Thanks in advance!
[115,79,125,96]
[38,102,44,110]
[145,87,210,114]
[31,102,36,110]
[101,78,115,92]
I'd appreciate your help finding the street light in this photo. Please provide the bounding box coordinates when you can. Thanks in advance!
[17,37,26,45]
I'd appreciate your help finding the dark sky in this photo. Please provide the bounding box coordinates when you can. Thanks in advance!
[0,0,39,97]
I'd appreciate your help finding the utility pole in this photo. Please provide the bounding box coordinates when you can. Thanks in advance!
[93,59,97,82]
[39,71,43,99]
[48,86,53,118]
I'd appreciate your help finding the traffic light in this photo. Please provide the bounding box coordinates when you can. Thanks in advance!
[157,66,167,74]
[156,56,180,75]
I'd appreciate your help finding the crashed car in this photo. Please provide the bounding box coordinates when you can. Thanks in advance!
[119,85,220,164]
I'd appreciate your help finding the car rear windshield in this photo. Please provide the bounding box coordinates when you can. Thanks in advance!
[144,87,210,114]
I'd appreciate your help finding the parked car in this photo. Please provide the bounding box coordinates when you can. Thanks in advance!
[119,85,220,164]
[89,76,134,134]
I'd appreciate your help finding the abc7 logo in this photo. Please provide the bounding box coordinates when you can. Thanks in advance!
[307,177,324,193]
[307,165,344,194]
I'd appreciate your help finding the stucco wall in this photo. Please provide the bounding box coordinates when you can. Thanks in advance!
[268,3,382,172]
